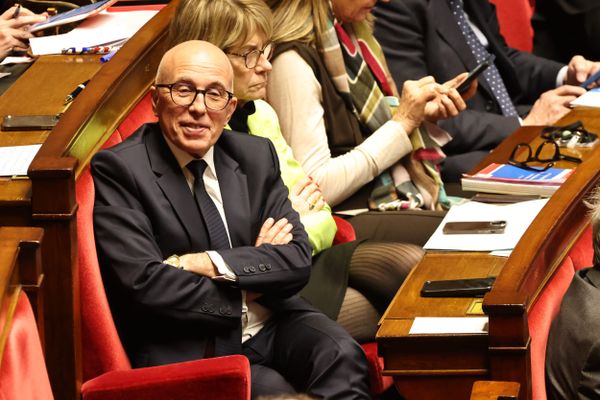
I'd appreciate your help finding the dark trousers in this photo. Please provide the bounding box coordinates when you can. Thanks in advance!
[242,309,370,399]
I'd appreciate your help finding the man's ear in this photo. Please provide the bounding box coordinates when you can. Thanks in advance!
[224,96,238,123]
[150,86,159,116]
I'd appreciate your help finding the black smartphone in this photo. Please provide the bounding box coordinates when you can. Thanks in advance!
[456,54,495,94]
[1,114,59,131]
[420,277,496,297]
[442,220,506,234]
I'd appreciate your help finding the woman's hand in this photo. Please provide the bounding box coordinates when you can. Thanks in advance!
[289,176,325,216]
[255,217,293,246]
[0,6,47,60]
[423,73,470,121]
[393,74,470,132]
[392,76,440,133]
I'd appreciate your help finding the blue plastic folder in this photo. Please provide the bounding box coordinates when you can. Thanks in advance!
[29,0,118,33]
[470,163,572,183]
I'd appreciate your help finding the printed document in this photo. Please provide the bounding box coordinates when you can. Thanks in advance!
[0,144,42,176]
[424,199,548,251]
[29,9,158,56]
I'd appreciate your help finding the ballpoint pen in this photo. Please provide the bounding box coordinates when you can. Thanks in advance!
[11,4,21,19]
[100,48,119,63]
[64,79,90,105]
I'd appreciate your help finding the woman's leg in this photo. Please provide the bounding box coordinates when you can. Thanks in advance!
[349,241,424,313]
[335,287,380,342]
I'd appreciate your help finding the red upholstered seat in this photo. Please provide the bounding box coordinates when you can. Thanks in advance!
[332,215,356,245]
[0,291,54,400]
[489,0,535,52]
[528,226,593,400]
[81,93,391,397]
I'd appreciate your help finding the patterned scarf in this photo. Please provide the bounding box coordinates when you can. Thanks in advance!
[318,16,451,210]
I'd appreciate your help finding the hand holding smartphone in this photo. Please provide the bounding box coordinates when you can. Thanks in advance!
[456,54,495,94]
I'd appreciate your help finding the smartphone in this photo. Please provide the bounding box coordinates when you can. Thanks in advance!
[456,54,495,94]
[442,220,506,234]
[1,114,59,131]
[420,276,496,297]
[580,69,600,90]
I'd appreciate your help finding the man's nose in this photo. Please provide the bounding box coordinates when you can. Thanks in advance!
[189,92,207,113]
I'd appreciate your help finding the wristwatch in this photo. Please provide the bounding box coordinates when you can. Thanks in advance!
[164,254,184,270]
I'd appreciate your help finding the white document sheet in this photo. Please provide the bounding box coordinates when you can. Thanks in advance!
[0,144,42,176]
[29,10,158,56]
[424,199,548,251]
[409,317,489,334]
[570,87,600,108]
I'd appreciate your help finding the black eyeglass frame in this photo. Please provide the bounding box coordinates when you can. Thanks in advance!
[155,82,234,110]
[227,42,274,69]
[508,140,582,172]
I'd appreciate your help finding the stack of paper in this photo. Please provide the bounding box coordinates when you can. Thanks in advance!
[29,9,159,56]
[423,199,548,252]
[571,87,600,108]
[0,144,42,176]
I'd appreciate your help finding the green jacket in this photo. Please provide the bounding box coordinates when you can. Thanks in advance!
[239,100,337,255]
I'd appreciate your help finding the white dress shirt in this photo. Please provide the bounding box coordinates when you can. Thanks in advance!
[164,135,270,343]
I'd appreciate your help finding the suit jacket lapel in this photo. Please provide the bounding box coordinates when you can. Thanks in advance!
[214,142,251,248]
[145,126,209,250]
[585,267,600,289]
[434,0,477,72]
[464,0,522,98]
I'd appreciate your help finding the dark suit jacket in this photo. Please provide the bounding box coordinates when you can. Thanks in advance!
[533,0,600,63]
[546,267,600,399]
[373,0,564,179]
[92,123,313,368]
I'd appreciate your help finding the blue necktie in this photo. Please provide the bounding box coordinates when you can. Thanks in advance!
[447,0,518,117]
[187,160,230,250]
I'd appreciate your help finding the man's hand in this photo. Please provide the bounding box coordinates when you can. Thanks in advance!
[522,85,586,126]
[565,55,600,86]
[179,252,217,278]
[0,6,46,60]
[255,217,293,246]
[289,176,325,216]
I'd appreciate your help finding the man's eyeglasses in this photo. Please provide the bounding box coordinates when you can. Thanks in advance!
[509,140,582,172]
[155,82,233,110]
[541,120,598,148]
[227,43,274,69]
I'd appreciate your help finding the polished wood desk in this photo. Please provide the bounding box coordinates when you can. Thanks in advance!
[377,107,600,400]
[0,2,176,398]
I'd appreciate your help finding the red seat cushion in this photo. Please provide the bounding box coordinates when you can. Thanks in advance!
[0,291,54,400]
[528,225,593,400]
[362,342,393,395]
[489,0,534,52]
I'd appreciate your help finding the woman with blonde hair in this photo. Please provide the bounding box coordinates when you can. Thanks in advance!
[266,0,473,217]
[168,0,429,351]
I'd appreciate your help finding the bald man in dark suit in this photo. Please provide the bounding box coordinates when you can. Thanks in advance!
[92,40,370,399]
